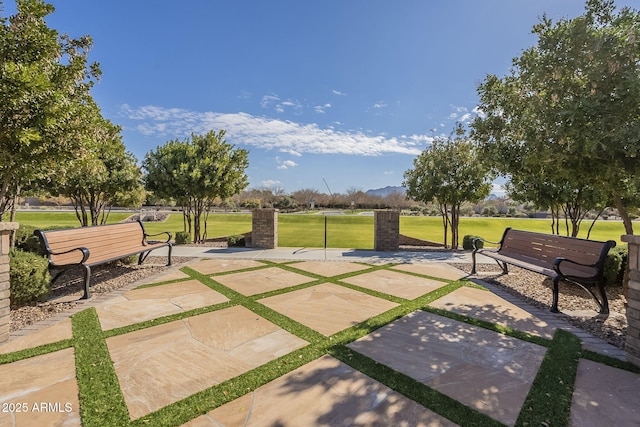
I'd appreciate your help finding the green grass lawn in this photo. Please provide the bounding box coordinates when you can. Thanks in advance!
[13,211,629,248]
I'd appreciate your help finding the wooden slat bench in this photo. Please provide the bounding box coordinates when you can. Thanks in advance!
[35,220,172,299]
[470,228,616,314]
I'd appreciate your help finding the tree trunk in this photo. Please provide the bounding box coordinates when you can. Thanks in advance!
[450,204,461,249]
[439,203,449,249]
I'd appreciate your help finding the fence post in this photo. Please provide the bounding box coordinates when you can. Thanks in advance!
[0,222,19,343]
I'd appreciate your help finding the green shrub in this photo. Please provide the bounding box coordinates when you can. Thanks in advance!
[462,235,484,251]
[227,234,246,247]
[9,249,51,308]
[174,231,192,245]
[603,245,627,286]
[119,254,139,265]
[14,225,53,256]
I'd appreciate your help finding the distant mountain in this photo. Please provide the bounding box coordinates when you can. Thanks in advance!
[365,186,406,197]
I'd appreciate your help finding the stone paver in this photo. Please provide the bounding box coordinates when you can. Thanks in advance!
[96,279,229,330]
[184,355,458,427]
[259,282,398,336]
[0,348,80,427]
[188,259,264,275]
[214,267,313,296]
[0,318,72,354]
[392,263,467,281]
[348,310,547,426]
[148,268,191,282]
[106,305,308,419]
[429,286,556,339]
[570,358,640,427]
[289,260,371,277]
[341,269,448,300]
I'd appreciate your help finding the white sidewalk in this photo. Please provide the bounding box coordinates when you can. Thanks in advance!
[158,245,494,264]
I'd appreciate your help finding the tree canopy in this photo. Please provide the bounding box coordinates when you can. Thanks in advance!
[404,127,491,249]
[0,0,100,220]
[143,130,249,243]
[472,0,640,234]
[43,101,144,226]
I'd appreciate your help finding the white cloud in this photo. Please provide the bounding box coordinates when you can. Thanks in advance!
[276,157,298,169]
[261,180,280,188]
[491,183,507,196]
[373,101,387,109]
[261,95,301,114]
[121,105,426,156]
[332,89,347,96]
[314,103,332,114]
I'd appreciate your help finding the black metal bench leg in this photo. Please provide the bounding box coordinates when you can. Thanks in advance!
[471,250,477,274]
[551,276,560,313]
[81,265,91,299]
[498,260,508,275]
[597,280,609,314]
[167,244,172,266]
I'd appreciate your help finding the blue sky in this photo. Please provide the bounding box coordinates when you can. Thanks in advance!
[5,0,640,194]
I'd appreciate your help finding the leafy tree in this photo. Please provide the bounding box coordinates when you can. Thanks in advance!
[44,104,143,225]
[472,0,640,235]
[0,0,100,220]
[403,127,491,249]
[143,130,249,243]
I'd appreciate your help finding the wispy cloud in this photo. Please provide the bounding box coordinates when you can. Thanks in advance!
[448,105,482,124]
[121,105,427,156]
[261,180,281,188]
[332,89,347,96]
[261,94,302,114]
[314,103,332,114]
[276,157,298,169]
[373,101,387,109]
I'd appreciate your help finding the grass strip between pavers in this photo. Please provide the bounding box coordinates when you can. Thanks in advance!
[0,338,73,364]
[515,329,582,427]
[72,308,130,427]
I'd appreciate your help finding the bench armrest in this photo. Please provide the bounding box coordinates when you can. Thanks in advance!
[48,247,90,266]
[553,257,599,278]
[144,231,172,245]
[472,237,500,251]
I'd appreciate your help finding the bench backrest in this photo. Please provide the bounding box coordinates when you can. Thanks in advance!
[37,221,148,266]
[499,228,614,277]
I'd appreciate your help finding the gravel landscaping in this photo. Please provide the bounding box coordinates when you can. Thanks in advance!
[450,262,627,349]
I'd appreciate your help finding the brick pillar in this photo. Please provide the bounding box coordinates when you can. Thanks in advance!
[374,210,399,251]
[622,234,640,366]
[0,222,19,343]
[250,209,278,249]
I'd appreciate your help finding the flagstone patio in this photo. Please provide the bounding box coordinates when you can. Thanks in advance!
[1,256,638,427]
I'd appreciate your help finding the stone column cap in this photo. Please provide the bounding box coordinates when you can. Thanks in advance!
[0,222,19,231]
[622,234,640,244]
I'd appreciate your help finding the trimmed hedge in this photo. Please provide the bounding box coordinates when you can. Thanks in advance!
[604,245,627,286]
[174,231,192,245]
[227,234,246,247]
[9,249,51,308]
[462,235,484,251]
